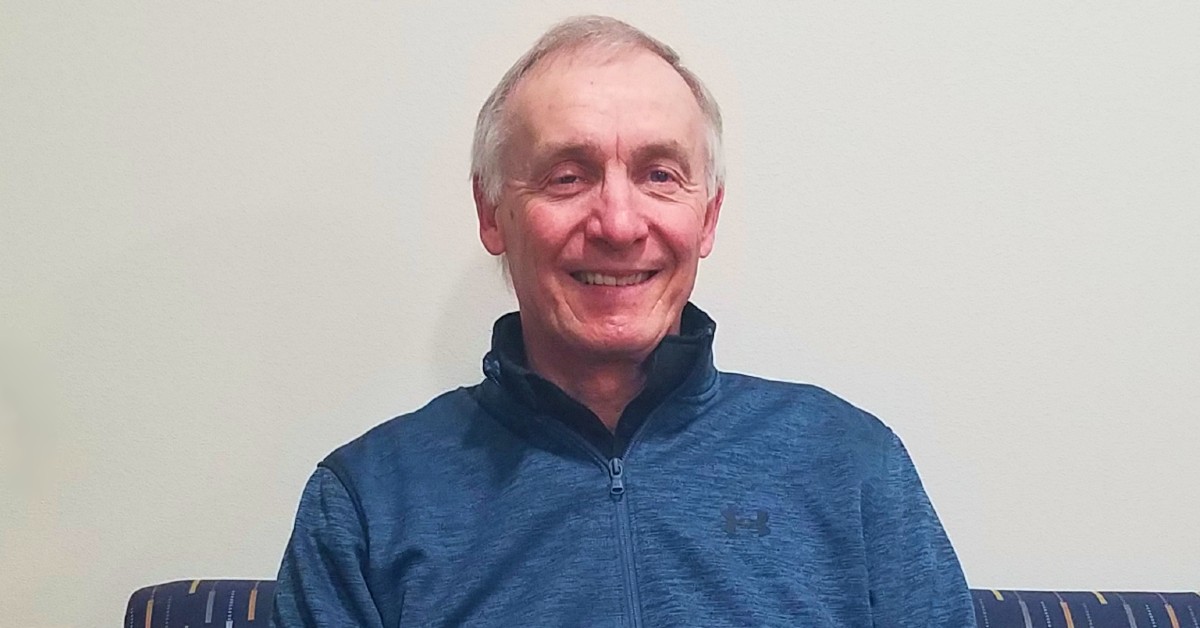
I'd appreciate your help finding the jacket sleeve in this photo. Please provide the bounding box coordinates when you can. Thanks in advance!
[271,466,386,628]
[862,430,976,628]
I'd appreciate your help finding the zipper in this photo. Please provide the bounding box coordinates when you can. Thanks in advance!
[608,456,643,628]
[608,457,626,496]
[529,410,660,628]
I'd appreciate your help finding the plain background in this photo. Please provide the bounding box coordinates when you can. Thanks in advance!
[2,2,1197,625]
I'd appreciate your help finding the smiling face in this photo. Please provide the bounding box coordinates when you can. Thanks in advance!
[475,47,723,367]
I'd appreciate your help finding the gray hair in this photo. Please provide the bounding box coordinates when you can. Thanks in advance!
[470,15,725,204]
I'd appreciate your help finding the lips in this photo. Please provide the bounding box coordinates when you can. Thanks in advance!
[570,271,656,287]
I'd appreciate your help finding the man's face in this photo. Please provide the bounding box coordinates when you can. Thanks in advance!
[476,47,722,364]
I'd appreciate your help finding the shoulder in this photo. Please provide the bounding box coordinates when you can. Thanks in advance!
[716,372,893,436]
[318,385,490,491]
[713,371,901,466]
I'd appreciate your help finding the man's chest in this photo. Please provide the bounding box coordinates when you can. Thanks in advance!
[367,446,872,627]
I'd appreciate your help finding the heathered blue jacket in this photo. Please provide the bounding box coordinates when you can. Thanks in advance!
[272,304,975,627]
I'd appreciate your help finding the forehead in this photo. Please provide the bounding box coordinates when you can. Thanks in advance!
[506,47,706,158]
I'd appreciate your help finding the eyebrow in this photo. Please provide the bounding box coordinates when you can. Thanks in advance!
[630,141,694,179]
[528,140,695,178]
[529,142,606,175]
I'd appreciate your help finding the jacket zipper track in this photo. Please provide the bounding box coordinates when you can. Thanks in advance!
[533,412,656,628]
[608,457,643,628]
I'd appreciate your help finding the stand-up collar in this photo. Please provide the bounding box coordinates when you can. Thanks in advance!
[478,302,718,458]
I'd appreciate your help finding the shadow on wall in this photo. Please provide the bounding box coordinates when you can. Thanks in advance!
[428,255,515,390]
[0,340,69,513]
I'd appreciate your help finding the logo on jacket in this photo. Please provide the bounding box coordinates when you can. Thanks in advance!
[721,507,770,537]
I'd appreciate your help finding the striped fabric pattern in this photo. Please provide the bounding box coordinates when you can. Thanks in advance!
[125,581,1199,627]
[973,590,1200,628]
[126,580,274,628]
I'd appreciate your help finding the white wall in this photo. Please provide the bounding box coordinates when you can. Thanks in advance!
[2,2,1197,625]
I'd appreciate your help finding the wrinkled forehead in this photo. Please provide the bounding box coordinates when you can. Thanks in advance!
[503,47,708,166]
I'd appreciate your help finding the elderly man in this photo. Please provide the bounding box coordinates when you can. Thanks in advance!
[272,15,974,627]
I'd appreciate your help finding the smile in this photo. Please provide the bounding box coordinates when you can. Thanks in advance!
[570,271,656,287]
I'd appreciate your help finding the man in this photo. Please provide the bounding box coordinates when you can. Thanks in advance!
[272,15,975,627]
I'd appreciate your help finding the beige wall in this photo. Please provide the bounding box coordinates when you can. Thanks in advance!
[2,2,1197,625]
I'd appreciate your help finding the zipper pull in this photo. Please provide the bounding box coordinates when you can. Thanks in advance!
[608,457,625,498]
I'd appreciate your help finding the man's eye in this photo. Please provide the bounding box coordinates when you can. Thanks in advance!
[648,169,674,183]
[552,174,581,186]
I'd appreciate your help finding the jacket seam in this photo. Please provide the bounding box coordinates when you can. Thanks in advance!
[316,459,374,560]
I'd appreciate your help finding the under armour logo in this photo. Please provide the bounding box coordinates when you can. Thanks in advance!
[721,507,770,537]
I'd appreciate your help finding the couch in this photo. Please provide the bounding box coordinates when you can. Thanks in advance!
[125,579,1199,626]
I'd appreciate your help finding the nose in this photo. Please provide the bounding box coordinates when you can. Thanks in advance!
[585,169,648,249]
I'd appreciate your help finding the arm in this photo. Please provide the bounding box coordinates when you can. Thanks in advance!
[271,466,386,628]
[862,430,975,628]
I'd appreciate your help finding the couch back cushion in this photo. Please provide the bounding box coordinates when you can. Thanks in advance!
[126,581,1199,627]
[126,580,274,627]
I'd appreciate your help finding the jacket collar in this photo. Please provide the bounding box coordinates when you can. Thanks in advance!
[478,302,718,458]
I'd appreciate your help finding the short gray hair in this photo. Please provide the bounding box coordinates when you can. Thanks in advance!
[470,15,725,204]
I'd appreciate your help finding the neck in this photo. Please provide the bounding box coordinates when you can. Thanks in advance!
[524,342,648,432]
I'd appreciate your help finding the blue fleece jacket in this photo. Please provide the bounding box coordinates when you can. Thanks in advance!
[272,304,975,627]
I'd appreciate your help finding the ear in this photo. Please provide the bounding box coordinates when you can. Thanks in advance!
[698,186,724,258]
[474,177,507,256]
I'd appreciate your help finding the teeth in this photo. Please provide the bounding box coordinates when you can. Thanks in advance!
[575,272,651,286]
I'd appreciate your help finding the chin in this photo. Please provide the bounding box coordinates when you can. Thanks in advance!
[575,325,663,359]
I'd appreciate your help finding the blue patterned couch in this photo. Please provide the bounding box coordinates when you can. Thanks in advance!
[126,580,1199,627]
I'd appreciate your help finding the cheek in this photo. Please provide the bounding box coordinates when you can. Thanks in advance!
[657,208,709,257]
[510,206,582,268]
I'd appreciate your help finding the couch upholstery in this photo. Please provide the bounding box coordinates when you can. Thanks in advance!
[126,579,1199,627]
[126,580,274,627]
[969,589,1198,627]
